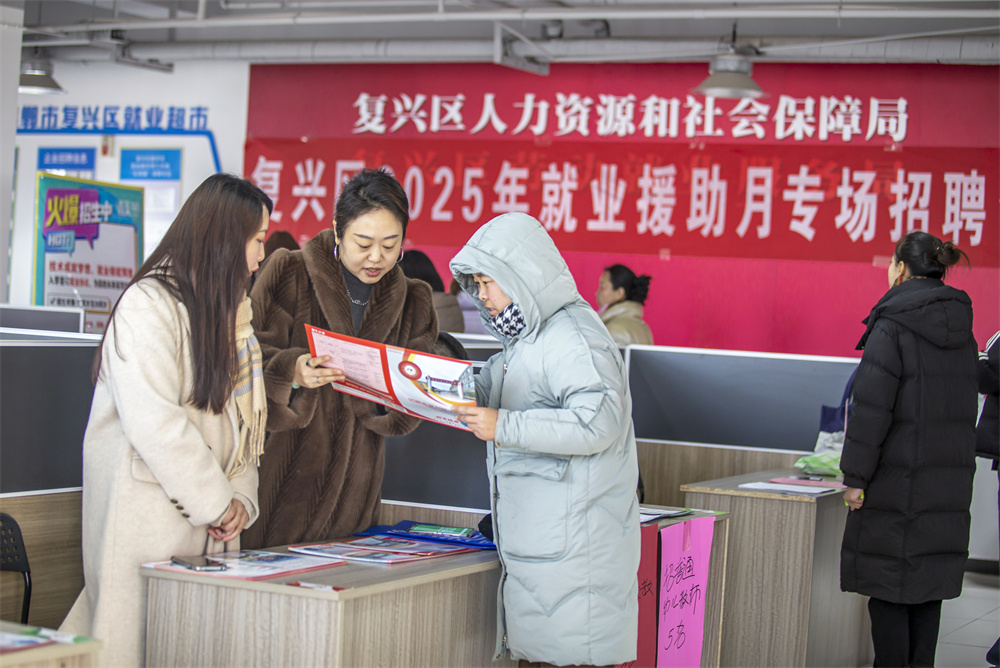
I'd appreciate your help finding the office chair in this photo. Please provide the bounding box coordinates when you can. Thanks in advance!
[0,513,32,624]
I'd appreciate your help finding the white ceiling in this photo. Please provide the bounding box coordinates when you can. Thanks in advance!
[8,0,1000,72]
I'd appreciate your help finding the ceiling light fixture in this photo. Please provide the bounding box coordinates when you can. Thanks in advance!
[694,52,763,99]
[694,25,764,100]
[18,59,66,95]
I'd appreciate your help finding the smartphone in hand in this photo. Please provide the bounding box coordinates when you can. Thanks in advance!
[170,555,227,571]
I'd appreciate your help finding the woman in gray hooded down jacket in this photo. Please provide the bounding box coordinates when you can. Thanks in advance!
[451,212,640,667]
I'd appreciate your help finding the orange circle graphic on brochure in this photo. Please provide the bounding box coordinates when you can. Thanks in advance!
[398,360,421,379]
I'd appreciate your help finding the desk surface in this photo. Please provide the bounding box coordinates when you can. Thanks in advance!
[681,468,843,503]
[141,545,500,602]
[143,507,729,668]
[142,507,725,600]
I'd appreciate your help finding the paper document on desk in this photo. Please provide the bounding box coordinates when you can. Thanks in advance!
[305,324,475,431]
[738,482,830,496]
[143,550,341,580]
[639,507,693,523]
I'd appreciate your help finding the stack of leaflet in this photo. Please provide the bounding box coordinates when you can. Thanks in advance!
[355,520,496,549]
[740,482,836,496]
[289,535,476,564]
[143,550,339,580]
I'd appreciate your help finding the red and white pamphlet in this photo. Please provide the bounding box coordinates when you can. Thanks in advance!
[305,325,476,431]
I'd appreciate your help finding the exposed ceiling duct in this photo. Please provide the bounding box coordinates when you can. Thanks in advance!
[10,0,1000,68]
[38,34,1000,66]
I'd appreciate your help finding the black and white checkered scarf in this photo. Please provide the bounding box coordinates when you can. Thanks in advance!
[491,302,526,338]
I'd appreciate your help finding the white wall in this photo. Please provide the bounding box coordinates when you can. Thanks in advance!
[1,5,24,302]
[10,59,250,305]
[970,458,999,561]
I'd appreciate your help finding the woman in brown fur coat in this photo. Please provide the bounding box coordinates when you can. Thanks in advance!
[243,168,437,548]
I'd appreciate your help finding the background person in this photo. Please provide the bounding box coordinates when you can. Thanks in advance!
[60,174,271,667]
[976,330,999,667]
[263,229,300,256]
[840,230,977,668]
[451,212,640,667]
[595,263,653,346]
[243,168,437,548]
[398,248,464,332]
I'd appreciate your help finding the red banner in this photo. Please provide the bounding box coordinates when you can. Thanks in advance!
[245,62,998,356]
[246,136,998,266]
[248,63,999,149]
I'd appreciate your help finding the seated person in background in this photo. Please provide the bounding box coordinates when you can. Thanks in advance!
[251,230,300,289]
[399,249,465,333]
[264,230,300,256]
[434,331,469,360]
[595,263,654,346]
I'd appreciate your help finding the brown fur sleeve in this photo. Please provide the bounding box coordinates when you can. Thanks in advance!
[360,278,439,436]
[251,249,319,432]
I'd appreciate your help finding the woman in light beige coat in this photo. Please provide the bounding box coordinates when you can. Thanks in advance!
[595,264,654,346]
[60,175,272,667]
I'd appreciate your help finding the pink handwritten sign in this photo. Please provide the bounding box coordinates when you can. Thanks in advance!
[656,517,715,667]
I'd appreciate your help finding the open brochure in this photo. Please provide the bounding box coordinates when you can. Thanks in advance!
[0,631,55,654]
[289,535,476,564]
[143,550,342,580]
[305,325,476,431]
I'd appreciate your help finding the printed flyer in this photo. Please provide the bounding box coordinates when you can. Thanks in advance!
[305,325,476,431]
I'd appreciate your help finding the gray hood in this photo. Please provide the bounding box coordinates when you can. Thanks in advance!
[449,212,586,343]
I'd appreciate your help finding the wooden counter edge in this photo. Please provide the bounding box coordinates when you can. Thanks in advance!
[139,550,500,602]
[679,484,825,503]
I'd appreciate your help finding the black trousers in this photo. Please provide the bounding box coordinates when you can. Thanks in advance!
[868,597,942,667]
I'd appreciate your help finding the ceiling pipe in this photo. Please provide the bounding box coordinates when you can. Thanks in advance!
[39,35,999,65]
[32,7,1000,34]
[216,0,1000,6]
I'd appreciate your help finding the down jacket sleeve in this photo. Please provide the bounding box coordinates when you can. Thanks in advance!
[979,333,999,396]
[104,284,236,527]
[840,320,903,489]
[496,326,626,457]
[475,354,496,407]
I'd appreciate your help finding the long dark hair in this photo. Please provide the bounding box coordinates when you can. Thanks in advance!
[94,174,273,414]
[334,168,409,240]
[894,230,970,280]
[605,264,652,305]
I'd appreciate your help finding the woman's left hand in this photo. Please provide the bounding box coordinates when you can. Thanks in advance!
[844,487,865,511]
[453,406,498,441]
[208,499,249,543]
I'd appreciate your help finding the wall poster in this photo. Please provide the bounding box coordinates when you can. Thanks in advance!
[33,172,144,333]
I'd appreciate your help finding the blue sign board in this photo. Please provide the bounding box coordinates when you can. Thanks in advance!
[120,148,182,181]
[38,147,96,171]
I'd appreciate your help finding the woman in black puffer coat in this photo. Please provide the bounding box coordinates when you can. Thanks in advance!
[840,230,978,668]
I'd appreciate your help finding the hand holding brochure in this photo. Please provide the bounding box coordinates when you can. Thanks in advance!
[305,325,475,431]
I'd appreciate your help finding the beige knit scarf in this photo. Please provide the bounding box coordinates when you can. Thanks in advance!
[230,296,266,479]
